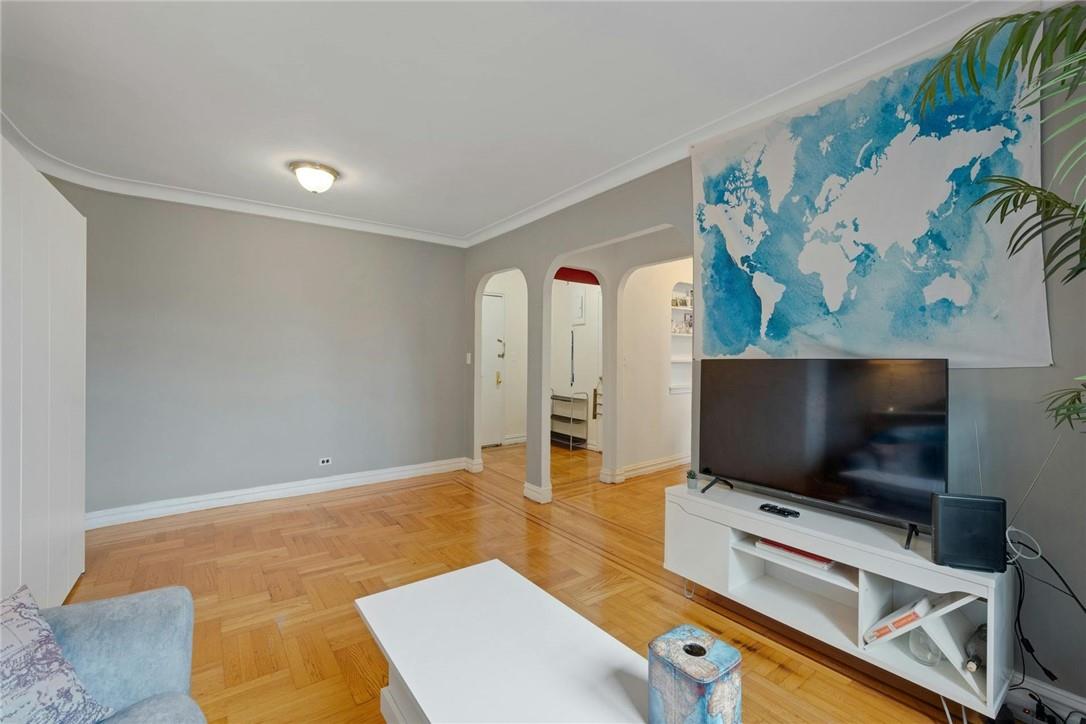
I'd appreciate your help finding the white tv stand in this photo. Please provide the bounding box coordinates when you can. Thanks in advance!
[664,484,1013,718]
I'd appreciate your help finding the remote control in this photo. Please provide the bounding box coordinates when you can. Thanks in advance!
[759,503,800,518]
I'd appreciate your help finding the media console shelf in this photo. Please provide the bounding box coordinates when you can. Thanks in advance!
[664,484,1013,718]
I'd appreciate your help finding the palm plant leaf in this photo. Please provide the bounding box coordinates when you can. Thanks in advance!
[975,176,1086,282]
[920,5,1086,433]
[915,4,1086,202]
[915,4,1086,116]
[1043,377,1086,428]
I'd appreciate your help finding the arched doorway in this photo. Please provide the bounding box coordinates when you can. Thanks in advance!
[472,268,528,485]
[548,267,604,494]
[537,226,693,498]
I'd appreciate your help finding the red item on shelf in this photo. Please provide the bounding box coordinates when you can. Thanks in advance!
[757,539,834,566]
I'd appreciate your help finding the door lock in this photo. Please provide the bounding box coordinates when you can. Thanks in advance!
[496,371,502,386]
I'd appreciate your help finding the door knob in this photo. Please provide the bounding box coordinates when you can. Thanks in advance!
[496,371,502,386]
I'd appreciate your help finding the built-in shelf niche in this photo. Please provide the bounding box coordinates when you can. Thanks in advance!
[669,282,693,394]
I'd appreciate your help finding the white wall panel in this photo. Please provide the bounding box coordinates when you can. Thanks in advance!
[1,142,25,596]
[1,138,86,607]
[619,259,693,470]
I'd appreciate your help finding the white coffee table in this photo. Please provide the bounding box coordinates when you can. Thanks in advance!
[355,559,649,723]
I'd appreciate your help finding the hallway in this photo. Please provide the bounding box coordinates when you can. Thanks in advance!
[482,443,604,499]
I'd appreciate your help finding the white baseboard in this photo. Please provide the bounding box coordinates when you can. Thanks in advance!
[1004,675,1086,722]
[599,469,626,484]
[522,482,552,504]
[86,457,472,529]
[601,454,688,484]
[501,434,526,445]
[619,454,690,479]
[466,457,484,473]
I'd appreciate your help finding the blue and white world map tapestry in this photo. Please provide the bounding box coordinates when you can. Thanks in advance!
[693,42,1051,368]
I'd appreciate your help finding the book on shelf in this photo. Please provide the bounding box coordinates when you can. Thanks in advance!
[754,538,835,570]
[860,594,964,646]
[862,592,962,644]
[864,597,932,644]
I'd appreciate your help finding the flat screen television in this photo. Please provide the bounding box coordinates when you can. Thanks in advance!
[698,358,948,531]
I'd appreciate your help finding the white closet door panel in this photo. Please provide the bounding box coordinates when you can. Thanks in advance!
[47,207,81,605]
[19,169,52,604]
[48,214,67,605]
[1,148,25,598]
[1,139,86,607]
[58,209,86,590]
[67,213,87,587]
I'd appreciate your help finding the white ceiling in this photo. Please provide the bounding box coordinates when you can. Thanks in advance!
[2,2,992,246]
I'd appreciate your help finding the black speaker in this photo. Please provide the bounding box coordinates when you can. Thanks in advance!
[931,494,1007,573]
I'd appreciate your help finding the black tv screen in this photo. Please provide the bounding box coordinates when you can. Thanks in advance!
[698,358,948,530]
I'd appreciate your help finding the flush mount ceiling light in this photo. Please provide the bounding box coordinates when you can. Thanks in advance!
[289,161,339,193]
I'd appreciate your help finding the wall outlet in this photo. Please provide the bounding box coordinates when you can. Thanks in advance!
[319,457,332,466]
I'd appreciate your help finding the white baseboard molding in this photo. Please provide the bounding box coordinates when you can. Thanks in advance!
[501,434,527,445]
[466,457,484,473]
[522,482,552,504]
[619,454,690,479]
[1004,675,1086,722]
[599,469,626,484]
[86,457,473,529]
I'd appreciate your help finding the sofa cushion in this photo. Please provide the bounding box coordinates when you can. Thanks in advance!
[41,586,195,713]
[101,692,206,724]
[1,585,113,724]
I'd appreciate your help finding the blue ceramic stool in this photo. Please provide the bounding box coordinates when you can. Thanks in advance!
[648,624,741,724]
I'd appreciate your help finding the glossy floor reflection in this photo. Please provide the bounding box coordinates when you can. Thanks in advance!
[70,448,962,722]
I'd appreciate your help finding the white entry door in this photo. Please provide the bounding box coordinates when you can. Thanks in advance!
[480,293,506,447]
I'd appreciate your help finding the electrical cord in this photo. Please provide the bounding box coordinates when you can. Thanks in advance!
[1013,540,1086,615]
[1009,686,1068,723]
[1010,560,1030,686]
[1001,507,1085,721]
[1011,559,1059,682]
[1024,569,1079,600]
[939,695,963,724]
[1035,552,1086,615]
[1007,526,1043,563]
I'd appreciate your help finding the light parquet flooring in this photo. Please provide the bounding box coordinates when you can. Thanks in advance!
[481,441,605,499]
[70,446,962,723]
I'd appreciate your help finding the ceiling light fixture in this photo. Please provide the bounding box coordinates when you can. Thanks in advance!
[289,161,339,193]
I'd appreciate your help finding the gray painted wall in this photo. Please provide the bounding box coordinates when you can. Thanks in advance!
[944,112,1086,693]
[51,179,469,512]
[44,96,1085,694]
[467,152,1085,695]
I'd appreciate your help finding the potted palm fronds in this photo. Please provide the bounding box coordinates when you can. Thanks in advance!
[916,3,1086,429]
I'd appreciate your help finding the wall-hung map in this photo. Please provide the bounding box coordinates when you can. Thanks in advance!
[693,39,1050,368]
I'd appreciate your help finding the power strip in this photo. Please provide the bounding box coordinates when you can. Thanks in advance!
[1010,692,1086,724]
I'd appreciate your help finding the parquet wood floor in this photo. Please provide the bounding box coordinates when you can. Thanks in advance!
[481,441,604,499]
[69,445,964,723]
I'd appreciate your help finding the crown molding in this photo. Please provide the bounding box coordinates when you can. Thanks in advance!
[3,1,1015,250]
[0,113,470,248]
[462,0,1016,246]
